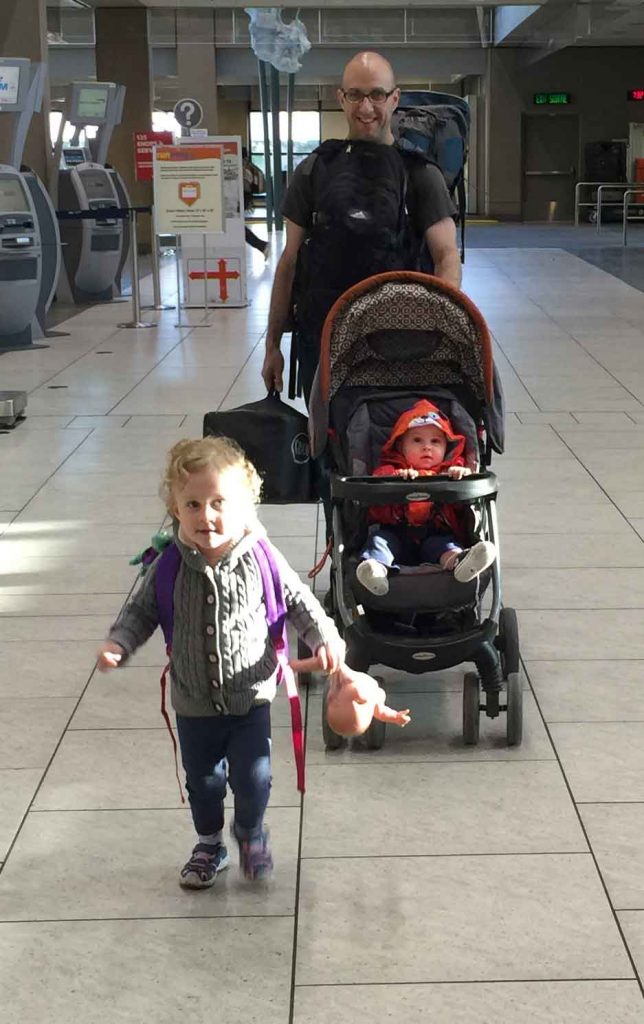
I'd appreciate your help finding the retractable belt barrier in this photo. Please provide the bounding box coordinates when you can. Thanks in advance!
[56,205,159,328]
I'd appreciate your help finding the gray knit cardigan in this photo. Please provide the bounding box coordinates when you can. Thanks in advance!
[108,529,340,717]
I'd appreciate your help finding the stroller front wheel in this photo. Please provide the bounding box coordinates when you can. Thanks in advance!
[505,672,523,746]
[463,672,481,745]
[322,678,345,751]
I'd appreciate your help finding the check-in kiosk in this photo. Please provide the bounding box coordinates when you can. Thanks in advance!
[53,81,131,304]
[0,59,61,353]
[0,58,63,425]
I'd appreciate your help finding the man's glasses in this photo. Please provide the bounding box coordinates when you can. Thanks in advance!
[341,88,397,105]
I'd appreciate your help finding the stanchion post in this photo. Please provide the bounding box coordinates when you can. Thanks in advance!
[175,234,190,328]
[143,208,175,311]
[118,208,157,329]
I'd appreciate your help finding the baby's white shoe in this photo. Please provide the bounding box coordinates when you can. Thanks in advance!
[453,541,496,583]
[356,558,389,596]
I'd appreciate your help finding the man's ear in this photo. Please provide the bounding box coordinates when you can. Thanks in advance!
[391,87,401,113]
[336,87,346,110]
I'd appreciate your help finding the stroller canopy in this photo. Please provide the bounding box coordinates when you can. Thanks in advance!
[308,271,503,458]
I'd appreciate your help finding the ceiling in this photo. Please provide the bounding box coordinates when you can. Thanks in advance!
[45,0,644,47]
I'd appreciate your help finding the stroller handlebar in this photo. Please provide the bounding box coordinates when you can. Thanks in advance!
[331,471,498,505]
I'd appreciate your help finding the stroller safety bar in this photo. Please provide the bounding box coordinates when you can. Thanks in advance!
[331,471,498,506]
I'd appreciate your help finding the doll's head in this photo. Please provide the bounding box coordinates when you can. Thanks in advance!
[326,674,386,738]
[161,437,261,558]
[397,421,448,471]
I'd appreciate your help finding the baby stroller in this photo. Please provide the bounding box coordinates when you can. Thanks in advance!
[307,271,521,749]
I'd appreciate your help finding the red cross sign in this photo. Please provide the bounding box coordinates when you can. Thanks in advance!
[189,258,241,301]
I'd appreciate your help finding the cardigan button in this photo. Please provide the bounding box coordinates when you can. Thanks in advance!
[206,625,215,636]
[206,595,214,605]
[208,653,218,664]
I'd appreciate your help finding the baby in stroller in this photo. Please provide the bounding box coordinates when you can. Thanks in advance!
[356,399,496,596]
[307,270,522,747]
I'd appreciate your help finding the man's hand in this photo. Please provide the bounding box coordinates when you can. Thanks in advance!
[96,641,125,673]
[262,347,284,392]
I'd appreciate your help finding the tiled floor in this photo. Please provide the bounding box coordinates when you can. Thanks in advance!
[2,239,644,1021]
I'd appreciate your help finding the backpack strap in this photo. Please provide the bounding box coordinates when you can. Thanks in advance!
[252,537,305,794]
[152,541,185,804]
[154,541,181,649]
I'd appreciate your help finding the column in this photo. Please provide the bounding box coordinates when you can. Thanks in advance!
[176,11,218,134]
[0,0,52,184]
[95,7,153,244]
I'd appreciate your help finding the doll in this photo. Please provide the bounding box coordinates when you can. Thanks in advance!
[325,669,411,738]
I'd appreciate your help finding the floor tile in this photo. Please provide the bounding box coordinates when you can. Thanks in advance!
[503,568,644,609]
[301,761,585,857]
[0,769,42,860]
[0,807,299,920]
[0,699,76,769]
[518,610,644,660]
[0,642,98,699]
[527,661,644,722]
[293,981,644,1024]
[296,854,631,984]
[550,723,644,802]
[580,805,644,910]
[0,917,293,1024]
[502,533,644,568]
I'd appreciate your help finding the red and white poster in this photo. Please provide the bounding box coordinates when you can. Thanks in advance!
[134,131,173,182]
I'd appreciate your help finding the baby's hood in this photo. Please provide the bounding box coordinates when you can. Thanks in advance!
[378,399,466,469]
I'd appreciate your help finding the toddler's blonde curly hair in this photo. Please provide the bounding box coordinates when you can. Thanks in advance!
[161,436,261,517]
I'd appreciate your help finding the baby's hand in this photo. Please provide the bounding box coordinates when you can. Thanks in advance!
[393,709,411,727]
[96,641,125,673]
[395,468,419,479]
[447,466,472,480]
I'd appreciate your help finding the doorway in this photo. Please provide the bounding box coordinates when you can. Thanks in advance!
[522,114,579,221]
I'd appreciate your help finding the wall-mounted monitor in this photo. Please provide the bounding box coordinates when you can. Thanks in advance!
[0,176,31,214]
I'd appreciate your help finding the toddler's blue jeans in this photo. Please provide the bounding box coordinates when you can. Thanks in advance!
[361,524,460,569]
[176,703,271,840]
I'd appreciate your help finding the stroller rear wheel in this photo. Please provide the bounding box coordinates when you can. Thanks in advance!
[364,716,386,750]
[505,672,523,746]
[497,607,520,678]
[322,678,344,751]
[463,672,481,745]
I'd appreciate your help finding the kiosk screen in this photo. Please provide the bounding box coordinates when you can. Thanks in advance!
[76,86,109,122]
[0,177,30,213]
[63,148,87,167]
[78,169,113,200]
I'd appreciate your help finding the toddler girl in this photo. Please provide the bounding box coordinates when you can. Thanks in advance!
[97,436,344,888]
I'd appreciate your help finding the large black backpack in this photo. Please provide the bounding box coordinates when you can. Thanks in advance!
[292,139,420,343]
[392,91,470,260]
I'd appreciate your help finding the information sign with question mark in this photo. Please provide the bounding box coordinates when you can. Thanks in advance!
[173,98,204,130]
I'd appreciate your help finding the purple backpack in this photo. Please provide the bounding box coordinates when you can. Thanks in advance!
[153,536,305,794]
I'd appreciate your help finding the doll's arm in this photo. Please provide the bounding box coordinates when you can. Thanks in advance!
[373,703,411,727]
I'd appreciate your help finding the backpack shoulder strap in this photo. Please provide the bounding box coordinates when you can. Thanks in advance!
[154,542,181,649]
[252,536,288,651]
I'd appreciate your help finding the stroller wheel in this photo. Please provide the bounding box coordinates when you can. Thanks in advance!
[497,607,520,678]
[364,715,386,750]
[297,636,313,686]
[506,672,523,746]
[322,679,344,751]
[463,672,481,746]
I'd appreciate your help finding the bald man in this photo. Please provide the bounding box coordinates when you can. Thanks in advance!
[262,51,461,401]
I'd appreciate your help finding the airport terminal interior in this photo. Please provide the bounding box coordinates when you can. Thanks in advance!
[4,0,644,1020]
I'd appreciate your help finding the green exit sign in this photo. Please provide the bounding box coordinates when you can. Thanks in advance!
[534,92,572,105]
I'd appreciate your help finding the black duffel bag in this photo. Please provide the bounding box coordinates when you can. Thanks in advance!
[203,390,319,504]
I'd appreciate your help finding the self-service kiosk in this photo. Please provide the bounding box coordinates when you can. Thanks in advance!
[0,58,63,426]
[53,81,131,304]
[0,59,61,353]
